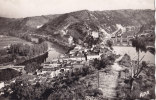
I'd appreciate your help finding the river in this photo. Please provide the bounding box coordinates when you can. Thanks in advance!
[45,42,65,62]
[113,46,155,64]
[46,45,155,64]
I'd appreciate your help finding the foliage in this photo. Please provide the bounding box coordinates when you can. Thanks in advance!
[92,49,116,70]
[130,33,150,97]
[3,42,48,64]
[8,65,99,100]
[117,59,155,99]
[106,40,113,49]
[0,54,14,64]
[86,88,103,97]
[84,35,94,48]
[146,46,155,55]
[0,49,8,56]
[24,62,42,73]
[9,43,30,56]
[0,41,48,65]
[21,34,31,42]
[9,42,48,57]
[0,68,20,81]
[38,37,45,44]
[10,79,46,100]
[18,52,48,66]
[131,36,147,53]
[118,54,131,67]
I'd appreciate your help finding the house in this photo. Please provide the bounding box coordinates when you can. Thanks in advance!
[42,67,55,71]
[69,56,85,61]
[74,45,82,51]
[12,65,25,69]
[72,64,84,69]
[42,62,61,68]
[87,55,101,60]
[0,82,4,89]
[49,69,61,78]
[91,31,99,38]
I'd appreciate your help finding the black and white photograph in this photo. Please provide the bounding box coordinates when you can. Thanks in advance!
[0,0,155,100]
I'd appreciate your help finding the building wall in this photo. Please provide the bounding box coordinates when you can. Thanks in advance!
[111,37,132,46]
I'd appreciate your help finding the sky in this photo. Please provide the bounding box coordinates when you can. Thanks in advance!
[0,0,154,18]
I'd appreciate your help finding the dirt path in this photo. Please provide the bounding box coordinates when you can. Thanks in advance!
[99,70,118,98]
[99,57,123,98]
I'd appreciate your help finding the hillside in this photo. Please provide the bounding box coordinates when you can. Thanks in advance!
[37,9,154,45]
[0,9,154,47]
[0,14,60,35]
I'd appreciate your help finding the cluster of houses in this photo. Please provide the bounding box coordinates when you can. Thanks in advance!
[0,40,104,91]
[111,35,133,46]
[38,44,103,79]
[109,25,137,46]
[29,34,51,43]
[110,25,154,46]
[0,65,25,72]
[19,45,100,85]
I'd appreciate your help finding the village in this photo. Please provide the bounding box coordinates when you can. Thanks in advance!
[0,40,109,94]
[0,22,154,99]
[0,23,154,88]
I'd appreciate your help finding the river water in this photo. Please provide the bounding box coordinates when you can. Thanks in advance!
[45,42,65,62]
[113,46,155,64]
[45,44,155,64]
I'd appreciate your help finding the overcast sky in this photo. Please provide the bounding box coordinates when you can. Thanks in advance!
[0,0,154,18]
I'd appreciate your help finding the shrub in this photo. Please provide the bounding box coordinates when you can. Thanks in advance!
[86,88,103,97]
[118,54,131,67]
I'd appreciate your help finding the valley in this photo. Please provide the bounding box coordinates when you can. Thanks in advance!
[0,9,155,100]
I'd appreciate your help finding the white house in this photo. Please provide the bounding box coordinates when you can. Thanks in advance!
[0,82,4,89]
[92,31,99,38]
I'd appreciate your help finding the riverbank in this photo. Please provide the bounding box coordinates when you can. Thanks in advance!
[16,52,48,65]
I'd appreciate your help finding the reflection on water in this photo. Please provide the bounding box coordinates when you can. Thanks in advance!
[46,45,155,64]
[45,42,64,62]
[46,50,62,62]
[113,46,155,64]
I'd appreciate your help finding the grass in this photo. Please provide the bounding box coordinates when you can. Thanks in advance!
[0,35,32,49]
[82,66,120,99]
[116,65,155,99]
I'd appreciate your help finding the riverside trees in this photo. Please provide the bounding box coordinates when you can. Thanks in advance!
[6,42,48,64]
[0,41,48,65]
[9,42,48,57]
[24,62,42,73]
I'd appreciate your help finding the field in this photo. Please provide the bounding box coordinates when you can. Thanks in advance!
[0,35,32,49]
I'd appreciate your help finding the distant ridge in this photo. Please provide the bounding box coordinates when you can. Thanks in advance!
[0,9,154,48]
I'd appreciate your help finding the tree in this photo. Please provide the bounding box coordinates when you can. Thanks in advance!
[84,35,94,48]
[21,34,31,42]
[0,68,20,81]
[128,61,148,96]
[106,40,113,50]
[38,37,45,43]
[10,79,45,100]
[132,36,147,65]
[82,51,87,61]
[130,31,148,92]
[93,51,116,88]
[146,46,155,55]
[24,62,40,73]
